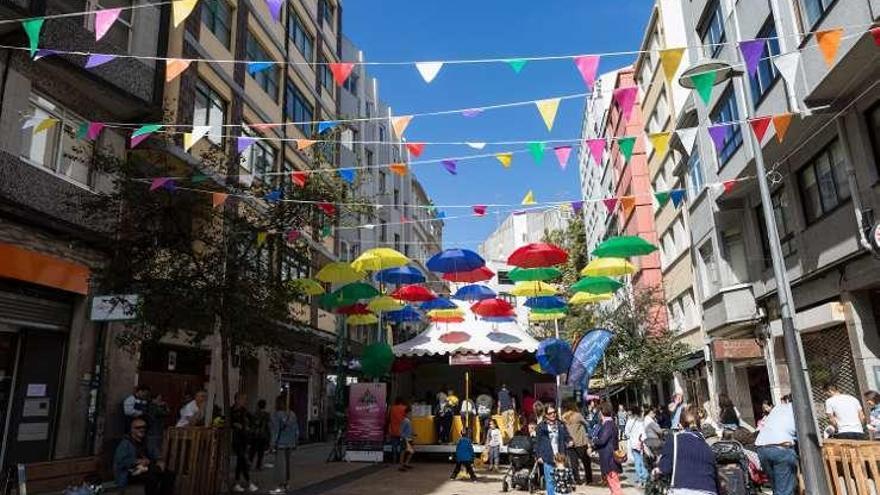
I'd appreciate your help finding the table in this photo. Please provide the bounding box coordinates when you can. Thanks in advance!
[411,416,436,445]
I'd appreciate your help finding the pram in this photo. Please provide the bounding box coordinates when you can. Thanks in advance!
[501,435,541,493]
[712,440,763,495]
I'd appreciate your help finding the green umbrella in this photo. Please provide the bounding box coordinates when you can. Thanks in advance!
[318,292,357,310]
[592,235,658,258]
[360,343,394,378]
[508,267,563,282]
[570,276,623,294]
[531,306,569,314]
[331,282,380,301]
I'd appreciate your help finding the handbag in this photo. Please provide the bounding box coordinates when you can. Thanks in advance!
[613,446,628,463]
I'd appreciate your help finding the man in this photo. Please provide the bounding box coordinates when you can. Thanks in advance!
[616,404,628,440]
[755,400,798,495]
[497,384,516,440]
[824,382,866,440]
[535,405,573,495]
[399,406,415,471]
[668,393,684,431]
[114,418,175,495]
[123,385,150,432]
[176,390,207,427]
[387,397,408,463]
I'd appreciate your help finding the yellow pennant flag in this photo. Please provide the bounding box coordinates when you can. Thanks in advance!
[495,152,513,168]
[659,48,685,83]
[648,132,671,157]
[535,98,561,132]
[34,118,58,134]
[256,231,268,247]
[183,133,194,151]
[389,163,409,176]
[165,59,192,82]
[391,115,413,139]
[296,139,316,150]
[172,0,198,27]
[521,190,536,205]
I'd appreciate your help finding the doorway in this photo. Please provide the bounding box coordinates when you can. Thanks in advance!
[746,365,771,424]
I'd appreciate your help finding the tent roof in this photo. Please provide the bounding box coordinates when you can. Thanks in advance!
[393,316,540,357]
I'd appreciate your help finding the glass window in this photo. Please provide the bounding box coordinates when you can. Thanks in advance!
[344,72,359,94]
[241,125,276,179]
[317,53,334,93]
[379,221,387,242]
[710,87,744,166]
[801,0,833,28]
[722,226,749,285]
[698,242,718,297]
[285,81,314,136]
[201,0,232,47]
[866,103,880,172]
[687,148,705,200]
[93,0,133,48]
[246,34,279,100]
[193,80,226,145]
[378,126,386,143]
[798,139,850,223]
[318,0,335,27]
[287,10,314,61]
[378,170,387,195]
[20,94,94,188]
[749,19,781,105]
[756,188,796,267]
[700,1,726,58]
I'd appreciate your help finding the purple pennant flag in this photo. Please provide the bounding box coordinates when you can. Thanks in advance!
[708,124,729,155]
[461,108,483,118]
[571,201,584,213]
[739,39,766,77]
[85,53,116,68]
[149,177,171,191]
[265,0,282,21]
[34,49,59,60]
[441,160,457,175]
[237,136,256,154]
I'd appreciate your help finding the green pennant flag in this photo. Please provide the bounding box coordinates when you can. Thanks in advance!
[527,142,546,164]
[22,18,44,58]
[76,122,89,140]
[191,174,209,184]
[655,191,671,207]
[690,70,718,105]
[322,225,332,238]
[507,59,528,74]
[618,136,636,163]
[132,123,162,137]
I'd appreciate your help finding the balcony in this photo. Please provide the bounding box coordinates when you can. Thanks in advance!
[702,283,760,336]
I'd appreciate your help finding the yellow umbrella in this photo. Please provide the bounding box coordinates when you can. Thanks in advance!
[510,281,558,297]
[529,311,567,321]
[346,314,379,325]
[315,262,364,284]
[368,296,405,313]
[427,308,465,319]
[351,248,410,272]
[580,257,637,277]
[289,278,325,296]
[569,292,613,305]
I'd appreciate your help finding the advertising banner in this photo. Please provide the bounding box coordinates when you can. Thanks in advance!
[345,382,386,462]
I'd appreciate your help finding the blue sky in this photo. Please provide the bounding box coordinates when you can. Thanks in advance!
[343,1,653,249]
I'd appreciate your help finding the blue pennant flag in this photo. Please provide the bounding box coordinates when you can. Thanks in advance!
[318,121,338,133]
[247,62,273,75]
[265,189,283,203]
[670,189,687,208]
[339,169,355,184]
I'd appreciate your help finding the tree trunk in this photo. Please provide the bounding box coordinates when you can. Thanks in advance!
[221,328,232,419]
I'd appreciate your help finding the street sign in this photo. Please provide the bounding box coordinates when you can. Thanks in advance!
[90,294,139,321]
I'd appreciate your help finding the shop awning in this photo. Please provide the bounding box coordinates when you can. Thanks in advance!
[393,317,540,357]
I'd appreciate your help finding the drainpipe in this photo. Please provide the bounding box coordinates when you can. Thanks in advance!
[834,116,878,254]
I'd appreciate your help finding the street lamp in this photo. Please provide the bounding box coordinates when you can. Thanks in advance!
[679,59,828,493]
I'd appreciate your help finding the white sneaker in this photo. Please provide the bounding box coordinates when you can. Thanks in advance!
[269,488,286,494]
[248,482,259,492]
[264,463,275,468]
[232,484,245,493]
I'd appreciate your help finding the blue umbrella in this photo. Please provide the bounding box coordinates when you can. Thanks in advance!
[385,305,423,323]
[524,296,567,310]
[420,297,458,310]
[452,284,496,301]
[426,249,485,273]
[374,266,426,285]
[537,338,574,376]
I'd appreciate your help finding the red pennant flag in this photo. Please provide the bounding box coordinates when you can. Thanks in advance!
[602,197,618,213]
[212,192,228,208]
[772,114,793,143]
[472,205,487,216]
[749,117,772,143]
[406,142,425,157]
[328,62,355,86]
[291,171,308,187]
[286,229,301,242]
[317,202,336,216]
[723,180,737,194]
[871,27,880,47]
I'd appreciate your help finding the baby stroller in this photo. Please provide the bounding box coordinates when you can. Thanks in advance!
[501,435,541,492]
[712,440,762,495]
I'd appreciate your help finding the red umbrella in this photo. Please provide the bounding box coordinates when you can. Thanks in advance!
[430,315,466,323]
[442,266,495,283]
[337,303,371,315]
[439,331,471,344]
[507,242,569,268]
[391,284,437,302]
[471,298,515,317]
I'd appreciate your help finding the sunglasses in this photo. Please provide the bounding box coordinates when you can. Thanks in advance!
[132,426,147,431]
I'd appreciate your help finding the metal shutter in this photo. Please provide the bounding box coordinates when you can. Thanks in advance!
[802,325,859,430]
[0,291,72,330]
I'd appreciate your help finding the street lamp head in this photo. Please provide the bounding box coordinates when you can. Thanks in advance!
[678,59,744,89]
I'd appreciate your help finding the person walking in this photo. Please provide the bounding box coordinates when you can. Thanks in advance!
[864,390,880,440]
[113,417,175,495]
[230,393,258,493]
[593,402,623,495]
[269,395,299,494]
[616,405,628,440]
[657,405,718,495]
[145,393,169,457]
[755,400,798,495]
[498,384,516,440]
[399,406,415,471]
[535,405,573,495]
[551,453,576,495]
[561,400,592,485]
[249,399,271,471]
[450,427,478,482]
[643,408,664,462]
[627,406,648,487]
[485,419,502,471]
[824,382,866,440]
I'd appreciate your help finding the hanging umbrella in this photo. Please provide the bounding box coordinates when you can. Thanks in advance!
[426,248,485,273]
[470,298,515,317]
[375,266,426,285]
[529,312,567,322]
[510,281,558,297]
[592,236,658,258]
[351,247,409,272]
[439,331,471,344]
[487,333,522,344]
[427,308,465,319]
[368,296,405,313]
[509,267,562,282]
[581,257,637,277]
[346,313,379,325]
[430,315,466,323]
[524,296,567,310]
[361,343,394,378]
[336,303,371,315]
[319,293,357,310]
[537,338,574,376]
[315,262,364,284]
[531,306,568,315]
[391,284,437,302]
[289,278,325,296]
[571,276,623,294]
[385,305,423,323]
[442,266,495,283]
[569,292,613,305]
[331,282,380,301]
[420,297,458,311]
[453,284,496,301]
[507,242,568,268]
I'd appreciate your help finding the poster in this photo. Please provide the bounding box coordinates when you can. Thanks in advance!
[345,382,386,462]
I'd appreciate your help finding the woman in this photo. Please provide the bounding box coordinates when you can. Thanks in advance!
[592,402,623,495]
[864,390,880,440]
[231,392,258,493]
[643,408,664,464]
[756,400,773,431]
[533,400,546,425]
[658,405,719,494]
[271,394,300,494]
[718,394,740,432]
[535,405,573,495]
[250,399,271,470]
[627,406,648,487]
[562,400,592,485]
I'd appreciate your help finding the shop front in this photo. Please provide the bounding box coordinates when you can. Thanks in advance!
[711,337,769,427]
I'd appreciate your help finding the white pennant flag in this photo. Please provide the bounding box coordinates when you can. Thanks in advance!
[466,142,486,150]
[676,127,698,154]
[21,115,42,129]
[340,129,353,150]
[185,125,211,150]
[415,61,444,83]
[773,52,801,105]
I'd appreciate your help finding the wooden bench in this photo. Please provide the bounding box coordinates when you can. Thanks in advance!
[17,456,147,495]
[822,439,880,494]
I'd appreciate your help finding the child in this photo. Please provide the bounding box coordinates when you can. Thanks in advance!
[552,453,575,495]
[485,419,502,472]
[399,406,415,471]
[450,428,478,482]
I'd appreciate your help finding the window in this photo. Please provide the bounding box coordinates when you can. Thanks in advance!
[365,102,374,118]
[378,125,386,143]
[687,149,705,200]
[721,226,748,285]
[344,72,359,94]
[379,221,387,242]
[241,126,276,178]
[246,35,279,100]
[91,0,133,48]
[317,53,334,92]
[193,80,226,145]
[749,19,781,105]
[366,149,375,168]
[698,242,718,297]
[683,291,697,329]
[756,188,796,267]
[801,0,834,29]
[20,94,94,188]
[866,103,880,172]
[393,187,400,206]
[318,0,335,27]
[710,87,743,166]
[378,170,387,195]
[285,82,313,136]
[667,299,684,331]
[798,139,850,223]
[201,0,232,47]
[394,233,401,252]
[700,1,726,58]
[287,10,314,61]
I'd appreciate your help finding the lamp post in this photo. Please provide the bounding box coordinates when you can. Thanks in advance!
[679,61,828,493]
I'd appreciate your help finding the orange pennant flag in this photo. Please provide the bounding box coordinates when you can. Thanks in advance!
[389,163,409,176]
[165,59,191,82]
[391,115,413,139]
[212,192,228,208]
[296,139,317,150]
[772,113,794,143]
[252,122,280,136]
[816,28,843,68]
[620,196,636,216]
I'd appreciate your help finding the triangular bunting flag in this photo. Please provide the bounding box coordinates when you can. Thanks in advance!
[507,59,527,73]
[677,127,698,153]
[772,114,793,143]
[738,39,766,77]
[338,169,355,184]
[415,61,443,83]
[690,70,718,105]
[749,117,772,143]
[149,177,171,191]
[22,18,44,58]
[602,197,618,213]
[571,201,584,213]
[329,62,355,86]
[473,205,487,216]
[165,59,191,82]
[441,160,457,175]
[76,122,88,139]
[391,115,412,138]
[172,0,198,27]
[34,49,59,60]
[296,139,316,150]
[321,225,332,238]
[670,189,687,207]
[535,98,561,132]
[723,180,737,194]
[82,122,104,141]
[659,48,685,83]
[185,125,211,150]
[406,142,425,157]
[527,142,546,164]
[389,163,408,176]
[317,202,336,216]
[613,86,639,123]
[617,136,636,163]
[265,189,283,202]
[131,124,161,148]
[247,62,273,75]
[94,8,122,42]
[573,55,600,88]
[256,232,268,247]
[318,121,337,133]
[648,132,671,157]
[212,192,228,208]
[291,171,308,187]
[495,152,513,168]
[265,0,282,22]
[521,190,536,206]
[466,142,486,150]
[871,27,880,47]
[286,229,301,242]
[553,146,572,170]
[461,108,483,118]
[190,174,208,184]
[708,124,728,155]
[620,196,636,216]
[773,52,801,99]
[85,54,116,68]
[816,28,844,68]
[237,136,256,154]
[34,118,58,134]
[586,138,605,165]
[655,191,671,207]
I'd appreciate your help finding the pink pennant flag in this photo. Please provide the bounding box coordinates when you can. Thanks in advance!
[473,205,487,216]
[286,229,301,242]
[94,8,122,42]
[586,138,606,166]
[86,122,105,140]
[573,55,600,89]
[461,108,483,118]
[553,146,573,170]
[149,177,171,191]
[723,180,737,194]
[613,86,639,123]
[602,197,618,213]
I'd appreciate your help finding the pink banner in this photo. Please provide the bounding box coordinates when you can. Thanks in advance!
[346,383,387,443]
